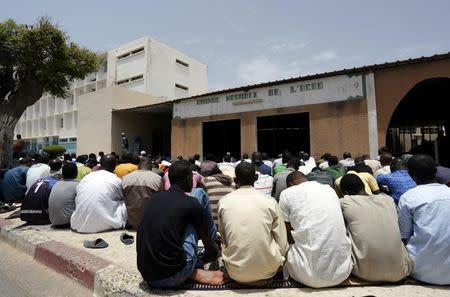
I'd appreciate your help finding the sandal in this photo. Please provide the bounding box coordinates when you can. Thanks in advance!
[83,238,108,249]
[120,233,134,245]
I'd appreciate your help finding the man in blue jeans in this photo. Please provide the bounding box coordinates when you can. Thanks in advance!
[137,160,224,288]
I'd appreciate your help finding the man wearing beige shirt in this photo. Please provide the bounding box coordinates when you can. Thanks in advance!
[218,162,288,285]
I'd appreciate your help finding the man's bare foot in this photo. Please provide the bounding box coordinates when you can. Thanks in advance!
[190,269,225,285]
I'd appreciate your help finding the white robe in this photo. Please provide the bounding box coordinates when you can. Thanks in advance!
[71,170,127,233]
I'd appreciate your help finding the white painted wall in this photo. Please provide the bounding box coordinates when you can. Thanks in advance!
[174,74,366,119]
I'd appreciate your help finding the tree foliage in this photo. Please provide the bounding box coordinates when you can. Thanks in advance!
[0,17,99,167]
[0,17,99,105]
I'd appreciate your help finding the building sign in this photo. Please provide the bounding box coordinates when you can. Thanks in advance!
[174,73,366,119]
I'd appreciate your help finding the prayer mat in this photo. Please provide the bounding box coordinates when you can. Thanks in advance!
[174,271,304,290]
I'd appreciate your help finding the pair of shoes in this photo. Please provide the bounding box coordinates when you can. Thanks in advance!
[83,233,134,249]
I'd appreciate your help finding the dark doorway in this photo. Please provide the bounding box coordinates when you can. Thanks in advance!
[387,77,450,166]
[203,119,241,161]
[257,113,310,158]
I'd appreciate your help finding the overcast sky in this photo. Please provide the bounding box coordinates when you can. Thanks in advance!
[2,0,449,91]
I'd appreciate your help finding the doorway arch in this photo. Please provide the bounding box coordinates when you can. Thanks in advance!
[386,77,450,166]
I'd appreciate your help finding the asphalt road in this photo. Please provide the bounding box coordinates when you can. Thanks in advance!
[0,240,91,297]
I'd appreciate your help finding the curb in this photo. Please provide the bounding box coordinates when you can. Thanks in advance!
[0,217,144,296]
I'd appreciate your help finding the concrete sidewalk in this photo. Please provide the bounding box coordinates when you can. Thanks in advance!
[1,211,449,297]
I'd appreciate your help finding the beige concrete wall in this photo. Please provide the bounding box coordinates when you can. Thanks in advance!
[374,58,450,147]
[111,112,171,156]
[171,99,369,160]
[77,87,165,154]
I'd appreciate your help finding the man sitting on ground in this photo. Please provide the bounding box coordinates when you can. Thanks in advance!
[26,154,51,191]
[272,151,292,175]
[335,168,381,197]
[339,152,355,168]
[20,159,63,225]
[75,155,91,181]
[137,160,223,288]
[1,158,33,204]
[251,152,271,175]
[324,155,346,180]
[279,171,351,288]
[340,174,412,282]
[201,166,235,225]
[306,167,334,188]
[374,152,392,177]
[398,154,450,285]
[218,162,288,285]
[218,154,236,178]
[272,157,300,201]
[122,157,162,229]
[114,153,138,179]
[376,158,416,205]
[70,155,127,233]
[49,162,79,227]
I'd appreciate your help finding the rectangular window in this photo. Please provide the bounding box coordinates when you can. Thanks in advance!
[131,74,144,81]
[117,52,131,60]
[60,118,64,128]
[117,47,145,60]
[131,47,144,55]
[175,83,189,91]
[69,137,77,142]
[176,59,189,67]
[116,78,129,85]
[268,88,280,96]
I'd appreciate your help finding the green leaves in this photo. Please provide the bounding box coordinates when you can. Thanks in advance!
[0,16,99,99]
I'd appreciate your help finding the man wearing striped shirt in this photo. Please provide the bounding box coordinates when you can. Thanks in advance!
[201,166,235,225]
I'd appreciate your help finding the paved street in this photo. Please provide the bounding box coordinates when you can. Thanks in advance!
[0,241,91,297]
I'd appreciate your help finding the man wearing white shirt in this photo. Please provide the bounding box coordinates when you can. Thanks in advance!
[26,155,51,191]
[279,171,352,288]
[71,154,127,233]
[374,152,392,177]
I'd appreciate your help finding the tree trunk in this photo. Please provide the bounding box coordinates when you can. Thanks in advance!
[0,112,20,168]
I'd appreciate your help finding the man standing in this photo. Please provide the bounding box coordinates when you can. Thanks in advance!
[218,162,288,285]
[121,132,129,154]
[137,160,223,288]
[340,174,412,282]
[398,154,450,285]
[279,171,352,288]
[13,134,25,158]
[70,155,127,233]
[122,157,162,229]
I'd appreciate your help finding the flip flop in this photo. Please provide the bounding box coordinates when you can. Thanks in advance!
[5,209,20,219]
[120,233,134,245]
[0,204,17,213]
[83,238,108,249]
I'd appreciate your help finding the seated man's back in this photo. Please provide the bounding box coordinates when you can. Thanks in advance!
[279,172,352,288]
[49,162,79,227]
[137,160,222,288]
[122,157,162,229]
[218,162,288,285]
[1,161,31,202]
[70,155,127,233]
[340,174,412,282]
[398,155,450,285]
